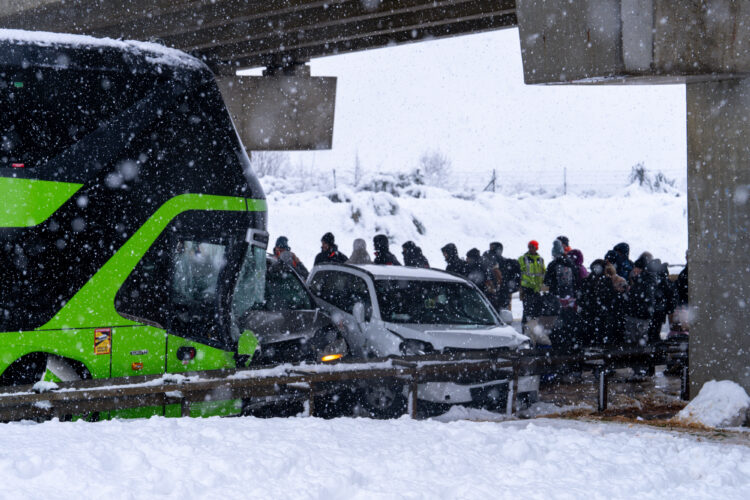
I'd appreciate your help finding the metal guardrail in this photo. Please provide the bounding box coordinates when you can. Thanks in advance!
[0,343,688,422]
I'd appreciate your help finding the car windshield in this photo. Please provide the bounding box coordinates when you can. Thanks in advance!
[374,278,497,326]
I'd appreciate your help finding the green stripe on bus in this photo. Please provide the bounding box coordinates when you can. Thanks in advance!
[0,177,83,227]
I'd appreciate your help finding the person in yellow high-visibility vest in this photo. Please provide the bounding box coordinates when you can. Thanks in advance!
[518,240,546,324]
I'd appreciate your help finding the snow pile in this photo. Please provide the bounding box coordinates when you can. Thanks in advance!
[2,416,749,498]
[262,178,687,271]
[677,380,750,428]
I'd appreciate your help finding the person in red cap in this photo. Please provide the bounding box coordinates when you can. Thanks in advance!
[518,240,546,324]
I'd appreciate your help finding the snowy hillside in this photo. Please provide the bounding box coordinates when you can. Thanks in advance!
[262,175,688,270]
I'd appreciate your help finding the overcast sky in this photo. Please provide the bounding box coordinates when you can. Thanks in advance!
[282,28,686,186]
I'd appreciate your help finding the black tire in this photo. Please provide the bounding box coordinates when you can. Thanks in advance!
[0,353,47,386]
[359,379,407,419]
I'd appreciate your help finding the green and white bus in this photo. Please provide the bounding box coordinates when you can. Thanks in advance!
[0,31,269,417]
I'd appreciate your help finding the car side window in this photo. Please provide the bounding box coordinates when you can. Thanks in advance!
[310,270,371,316]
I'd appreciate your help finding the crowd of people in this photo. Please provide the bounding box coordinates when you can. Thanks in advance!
[271,232,689,360]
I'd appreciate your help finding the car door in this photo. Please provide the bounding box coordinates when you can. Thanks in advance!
[310,269,373,357]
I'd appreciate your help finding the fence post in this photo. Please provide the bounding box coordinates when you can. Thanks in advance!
[597,369,608,412]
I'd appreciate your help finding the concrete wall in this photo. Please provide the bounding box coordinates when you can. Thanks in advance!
[687,80,750,394]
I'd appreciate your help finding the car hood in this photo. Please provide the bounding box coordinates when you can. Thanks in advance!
[386,323,529,351]
[242,309,327,344]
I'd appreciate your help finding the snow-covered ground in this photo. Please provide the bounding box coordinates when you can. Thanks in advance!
[2,415,748,499]
[263,178,687,271]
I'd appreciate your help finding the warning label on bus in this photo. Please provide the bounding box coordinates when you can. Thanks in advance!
[95,328,112,355]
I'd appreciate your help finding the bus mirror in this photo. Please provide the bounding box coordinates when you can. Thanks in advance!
[236,330,259,367]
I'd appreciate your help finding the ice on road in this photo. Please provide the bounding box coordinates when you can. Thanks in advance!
[1,416,748,499]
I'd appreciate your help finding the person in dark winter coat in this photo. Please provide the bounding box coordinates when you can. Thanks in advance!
[373,234,401,266]
[465,248,489,288]
[646,258,677,345]
[604,250,619,268]
[273,236,309,279]
[314,232,348,265]
[544,239,579,355]
[441,243,467,276]
[483,242,521,310]
[613,242,634,280]
[577,259,622,348]
[676,262,688,306]
[544,239,578,300]
[402,241,430,268]
[622,252,658,357]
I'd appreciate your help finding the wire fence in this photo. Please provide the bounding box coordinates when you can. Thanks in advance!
[260,166,688,196]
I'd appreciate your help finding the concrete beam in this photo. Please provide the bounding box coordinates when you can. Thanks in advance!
[217,71,336,151]
[517,0,750,84]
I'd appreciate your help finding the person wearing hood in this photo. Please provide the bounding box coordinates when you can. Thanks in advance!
[518,240,545,324]
[346,238,372,265]
[314,232,348,265]
[544,239,578,300]
[465,248,490,288]
[373,234,401,266]
[441,243,467,275]
[273,236,309,279]
[544,239,579,354]
[613,242,634,280]
[483,242,521,310]
[402,241,429,268]
[577,259,622,348]
[568,249,588,282]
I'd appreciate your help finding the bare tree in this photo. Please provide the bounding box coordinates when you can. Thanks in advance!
[418,149,452,186]
[353,151,364,186]
[248,151,290,177]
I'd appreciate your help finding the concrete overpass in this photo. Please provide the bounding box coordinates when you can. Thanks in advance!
[0,0,748,397]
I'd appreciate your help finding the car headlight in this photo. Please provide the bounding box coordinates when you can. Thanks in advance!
[321,337,348,362]
[399,339,434,356]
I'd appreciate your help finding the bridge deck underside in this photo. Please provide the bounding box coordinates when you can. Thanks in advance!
[0,0,517,70]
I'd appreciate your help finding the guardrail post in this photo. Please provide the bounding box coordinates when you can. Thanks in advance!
[308,382,316,417]
[181,398,191,417]
[680,366,690,401]
[508,359,519,416]
[408,371,418,419]
[597,368,608,412]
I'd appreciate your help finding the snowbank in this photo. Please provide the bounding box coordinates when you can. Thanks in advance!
[677,380,750,428]
[1,416,748,498]
[263,179,687,272]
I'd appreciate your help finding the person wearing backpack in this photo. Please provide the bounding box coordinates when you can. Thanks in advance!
[485,242,522,311]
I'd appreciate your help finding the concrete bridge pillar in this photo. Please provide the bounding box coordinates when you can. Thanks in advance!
[516,0,750,395]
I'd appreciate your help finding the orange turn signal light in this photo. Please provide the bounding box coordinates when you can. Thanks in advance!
[321,354,343,363]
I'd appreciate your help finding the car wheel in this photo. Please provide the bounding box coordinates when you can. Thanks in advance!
[360,379,407,419]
